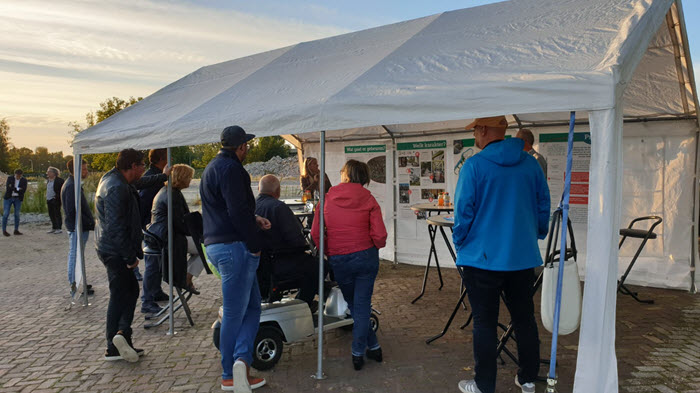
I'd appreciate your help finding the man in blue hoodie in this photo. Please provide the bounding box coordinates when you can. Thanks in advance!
[453,116,550,393]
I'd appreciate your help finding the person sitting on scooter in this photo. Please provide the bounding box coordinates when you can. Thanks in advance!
[255,175,319,310]
[311,159,387,371]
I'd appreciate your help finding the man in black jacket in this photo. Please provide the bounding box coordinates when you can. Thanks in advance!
[46,166,65,234]
[201,126,270,392]
[139,148,169,309]
[95,149,167,363]
[255,174,318,307]
[3,169,27,236]
[62,159,95,298]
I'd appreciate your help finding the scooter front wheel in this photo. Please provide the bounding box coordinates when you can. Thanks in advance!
[252,326,284,371]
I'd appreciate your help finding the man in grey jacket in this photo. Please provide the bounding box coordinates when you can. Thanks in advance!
[515,129,547,178]
[95,149,168,363]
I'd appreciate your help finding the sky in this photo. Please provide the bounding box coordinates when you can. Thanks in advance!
[1,0,699,155]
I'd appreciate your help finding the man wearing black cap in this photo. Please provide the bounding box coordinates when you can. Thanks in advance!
[200,125,270,392]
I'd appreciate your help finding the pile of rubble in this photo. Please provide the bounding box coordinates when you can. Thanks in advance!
[244,156,300,179]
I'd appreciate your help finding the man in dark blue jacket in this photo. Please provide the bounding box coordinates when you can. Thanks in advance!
[201,126,269,392]
[454,116,550,393]
[3,169,27,236]
[62,159,95,298]
[139,148,170,311]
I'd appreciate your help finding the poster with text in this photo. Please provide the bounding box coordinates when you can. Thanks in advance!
[397,140,446,218]
[344,144,387,208]
[539,132,591,224]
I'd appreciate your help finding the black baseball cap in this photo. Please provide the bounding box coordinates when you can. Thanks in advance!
[221,125,255,147]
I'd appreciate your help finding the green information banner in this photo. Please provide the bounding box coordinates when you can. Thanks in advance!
[539,132,591,144]
[397,140,447,150]
[344,145,387,154]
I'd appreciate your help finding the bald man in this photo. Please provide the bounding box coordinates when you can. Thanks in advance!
[455,116,550,393]
[254,175,318,307]
[515,129,547,178]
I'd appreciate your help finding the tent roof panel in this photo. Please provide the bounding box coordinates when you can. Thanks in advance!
[73,0,689,154]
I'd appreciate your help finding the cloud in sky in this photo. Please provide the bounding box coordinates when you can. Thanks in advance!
[0,0,348,153]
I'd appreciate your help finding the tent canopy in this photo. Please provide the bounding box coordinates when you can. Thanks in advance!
[72,0,695,153]
[71,1,699,392]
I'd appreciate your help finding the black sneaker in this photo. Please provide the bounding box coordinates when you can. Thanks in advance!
[352,355,364,370]
[124,335,145,357]
[366,347,383,362]
[13,230,22,235]
[141,303,163,314]
[154,292,170,302]
[112,334,138,362]
[104,347,122,361]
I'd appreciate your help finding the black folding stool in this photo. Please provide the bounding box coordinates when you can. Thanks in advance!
[142,229,195,329]
[617,216,663,304]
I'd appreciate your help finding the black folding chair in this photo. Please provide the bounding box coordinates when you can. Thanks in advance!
[617,216,663,304]
[142,229,195,329]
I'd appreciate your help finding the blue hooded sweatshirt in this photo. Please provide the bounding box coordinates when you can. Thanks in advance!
[452,138,550,271]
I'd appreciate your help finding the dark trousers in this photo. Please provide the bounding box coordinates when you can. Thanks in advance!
[328,247,380,357]
[47,198,62,230]
[141,254,165,307]
[462,266,540,393]
[273,252,318,305]
[98,252,140,350]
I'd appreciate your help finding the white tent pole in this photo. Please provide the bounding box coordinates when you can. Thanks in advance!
[314,131,327,380]
[167,148,175,335]
[75,153,89,307]
[573,107,623,393]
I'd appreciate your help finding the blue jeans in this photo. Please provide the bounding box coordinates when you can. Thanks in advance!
[206,242,261,379]
[2,198,22,232]
[67,231,89,285]
[141,254,165,307]
[462,266,540,393]
[329,247,380,357]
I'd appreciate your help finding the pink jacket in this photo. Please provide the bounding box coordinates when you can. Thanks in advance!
[311,183,387,256]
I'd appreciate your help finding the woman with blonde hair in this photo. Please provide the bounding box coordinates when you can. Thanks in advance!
[311,159,387,371]
[300,157,332,199]
[145,164,203,311]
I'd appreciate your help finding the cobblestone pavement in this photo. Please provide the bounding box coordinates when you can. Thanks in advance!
[1,223,699,392]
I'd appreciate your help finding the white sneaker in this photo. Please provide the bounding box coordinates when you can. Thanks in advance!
[458,380,482,393]
[515,375,536,393]
[233,359,251,393]
[46,229,56,234]
[54,229,62,234]
[112,334,139,363]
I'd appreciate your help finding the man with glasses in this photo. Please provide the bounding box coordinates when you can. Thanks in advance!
[94,149,168,363]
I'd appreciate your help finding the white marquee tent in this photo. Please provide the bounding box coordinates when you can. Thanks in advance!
[73,0,699,391]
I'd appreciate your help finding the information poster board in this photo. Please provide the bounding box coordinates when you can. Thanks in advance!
[453,136,512,176]
[397,140,447,218]
[539,132,591,223]
[344,144,387,207]
[453,138,478,176]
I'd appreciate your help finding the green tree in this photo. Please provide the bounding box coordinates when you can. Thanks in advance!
[8,147,33,172]
[246,136,290,163]
[69,96,143,171]
[192,143,220,169]
[0,118,10,173]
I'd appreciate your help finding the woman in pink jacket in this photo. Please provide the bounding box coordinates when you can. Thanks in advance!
[311,159,387,371]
